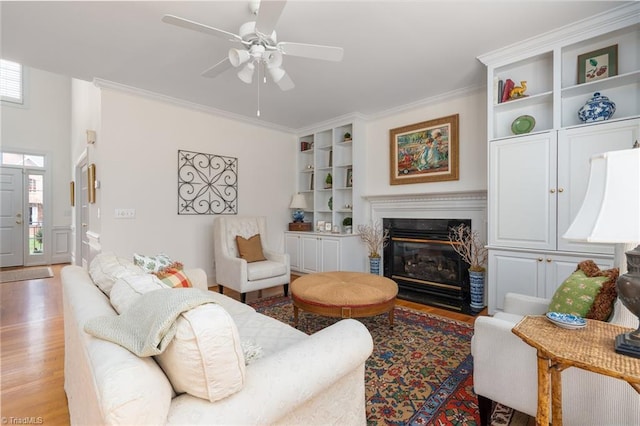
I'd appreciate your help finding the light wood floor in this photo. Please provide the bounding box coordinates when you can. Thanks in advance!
[0,264,485,423]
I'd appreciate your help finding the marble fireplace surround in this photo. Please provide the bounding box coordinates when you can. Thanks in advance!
[364,191,488,243]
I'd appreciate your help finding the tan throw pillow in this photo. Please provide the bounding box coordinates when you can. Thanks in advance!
[236,234,266,263]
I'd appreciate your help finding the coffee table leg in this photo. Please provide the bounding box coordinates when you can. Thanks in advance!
[388,308,395,328]
[293,305,299,328]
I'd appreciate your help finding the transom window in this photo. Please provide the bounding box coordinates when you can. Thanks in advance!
[1,59,23,104]
[1,151,45,168]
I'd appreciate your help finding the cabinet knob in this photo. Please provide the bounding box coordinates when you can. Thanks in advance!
[538,257,543,262]
[558,188,564,193]
[546,258,552,262]
[550,189,556,194]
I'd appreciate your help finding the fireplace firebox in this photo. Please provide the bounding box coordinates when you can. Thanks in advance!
[383,218,476,314]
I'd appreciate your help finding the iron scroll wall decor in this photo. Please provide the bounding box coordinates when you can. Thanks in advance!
[178,150,238,215]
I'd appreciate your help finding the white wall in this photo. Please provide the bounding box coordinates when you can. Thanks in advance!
[1,67,72,264]
[362,88,487,205]
[95,89,296,280]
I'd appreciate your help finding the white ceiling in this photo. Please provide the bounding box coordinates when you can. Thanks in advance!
[1,1,628,131]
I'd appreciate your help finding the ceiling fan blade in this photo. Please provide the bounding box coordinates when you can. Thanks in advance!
[255,1,287,37]
[277,42,344,62]
[162,15,243,43]
[276,72,295,91]
[201,57,233,78]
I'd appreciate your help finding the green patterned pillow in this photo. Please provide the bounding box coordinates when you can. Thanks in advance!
[548,270,609,317]
[133,253,173,273]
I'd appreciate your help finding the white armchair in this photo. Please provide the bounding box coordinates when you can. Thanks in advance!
[472,292,640,425]
[213,216,290,303]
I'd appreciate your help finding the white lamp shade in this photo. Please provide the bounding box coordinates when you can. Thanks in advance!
[228,48,250,67]
[289,193,308,210]
[237,62,255,84]
[563,148,640,243]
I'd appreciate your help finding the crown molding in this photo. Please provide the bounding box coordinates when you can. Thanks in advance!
[367,85,484,122]
[294,112,368,135]
[92,78,296,134]
[478,3,640,67]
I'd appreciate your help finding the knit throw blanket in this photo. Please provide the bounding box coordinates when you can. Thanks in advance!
[84,288,220,357]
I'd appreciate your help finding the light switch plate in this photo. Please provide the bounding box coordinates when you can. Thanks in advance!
[115,208,135,218]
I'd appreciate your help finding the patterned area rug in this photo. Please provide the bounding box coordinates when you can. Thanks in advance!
[0,266,53,283]
[249,296,532,425]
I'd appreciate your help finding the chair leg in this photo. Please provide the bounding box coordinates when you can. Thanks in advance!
[240,292,246,303]
[284,283,289,297]
[477,394,493,426]
[218,285,224,294]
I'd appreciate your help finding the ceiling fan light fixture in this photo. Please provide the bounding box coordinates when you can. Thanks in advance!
[268,66,286,83]
[228,48,250,67]
[237,62,256,84]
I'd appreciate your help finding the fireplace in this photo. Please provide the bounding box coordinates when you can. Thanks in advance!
[383,218,475,314]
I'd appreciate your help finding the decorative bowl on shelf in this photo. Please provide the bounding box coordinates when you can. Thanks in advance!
[511,115,536,134]
[578,92,616,123]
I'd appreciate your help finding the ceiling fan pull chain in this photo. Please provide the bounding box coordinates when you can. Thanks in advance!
[256,62,261,117]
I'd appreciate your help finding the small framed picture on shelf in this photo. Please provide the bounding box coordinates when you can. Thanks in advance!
[324,222,333,232]
[577,44,617,84]
[316,220,325,232]
[346,167,353,188]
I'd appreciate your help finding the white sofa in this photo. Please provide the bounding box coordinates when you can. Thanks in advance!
[472,292,640,426]
[62,257,373,425]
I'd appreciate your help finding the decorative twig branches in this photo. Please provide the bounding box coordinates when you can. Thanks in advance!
[357,221,390,258]
[448,224,488,272]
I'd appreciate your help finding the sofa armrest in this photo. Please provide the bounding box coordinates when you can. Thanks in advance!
[263,248,289,267]
[183,268,207,290]
[167,319,373,424]
[215,253,247,287]
[471,315,539,416]
[503,292,550,315]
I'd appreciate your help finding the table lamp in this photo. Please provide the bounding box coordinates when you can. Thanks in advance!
[289,193,308,223]
[563,147,640,358]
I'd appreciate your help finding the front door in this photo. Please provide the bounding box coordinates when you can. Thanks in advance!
[0,167,24,267]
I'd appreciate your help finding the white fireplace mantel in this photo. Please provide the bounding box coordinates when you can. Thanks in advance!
[363,190,488,240]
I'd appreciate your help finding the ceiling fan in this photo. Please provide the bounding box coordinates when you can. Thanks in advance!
[162,0,344,91]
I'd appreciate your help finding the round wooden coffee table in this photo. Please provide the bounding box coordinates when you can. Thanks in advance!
[291,271,398,327]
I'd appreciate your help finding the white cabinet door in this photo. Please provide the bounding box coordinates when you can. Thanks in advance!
[489,248,616,313]
[301,235,319,273]
[489,132,557,250]
[488,249,543,313]
[320,237,340,271]
[284,233,301,272]
[544,254,615,299]
[557,118,640,254]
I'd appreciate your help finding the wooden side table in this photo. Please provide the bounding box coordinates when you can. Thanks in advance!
[512,315,640,426]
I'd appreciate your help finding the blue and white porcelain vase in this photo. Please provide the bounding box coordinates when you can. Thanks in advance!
[469,269,485,312]
[369,257,381,275]
[578,92,616,123]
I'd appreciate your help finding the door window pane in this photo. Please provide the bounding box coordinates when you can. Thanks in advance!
[28,174,43,254]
